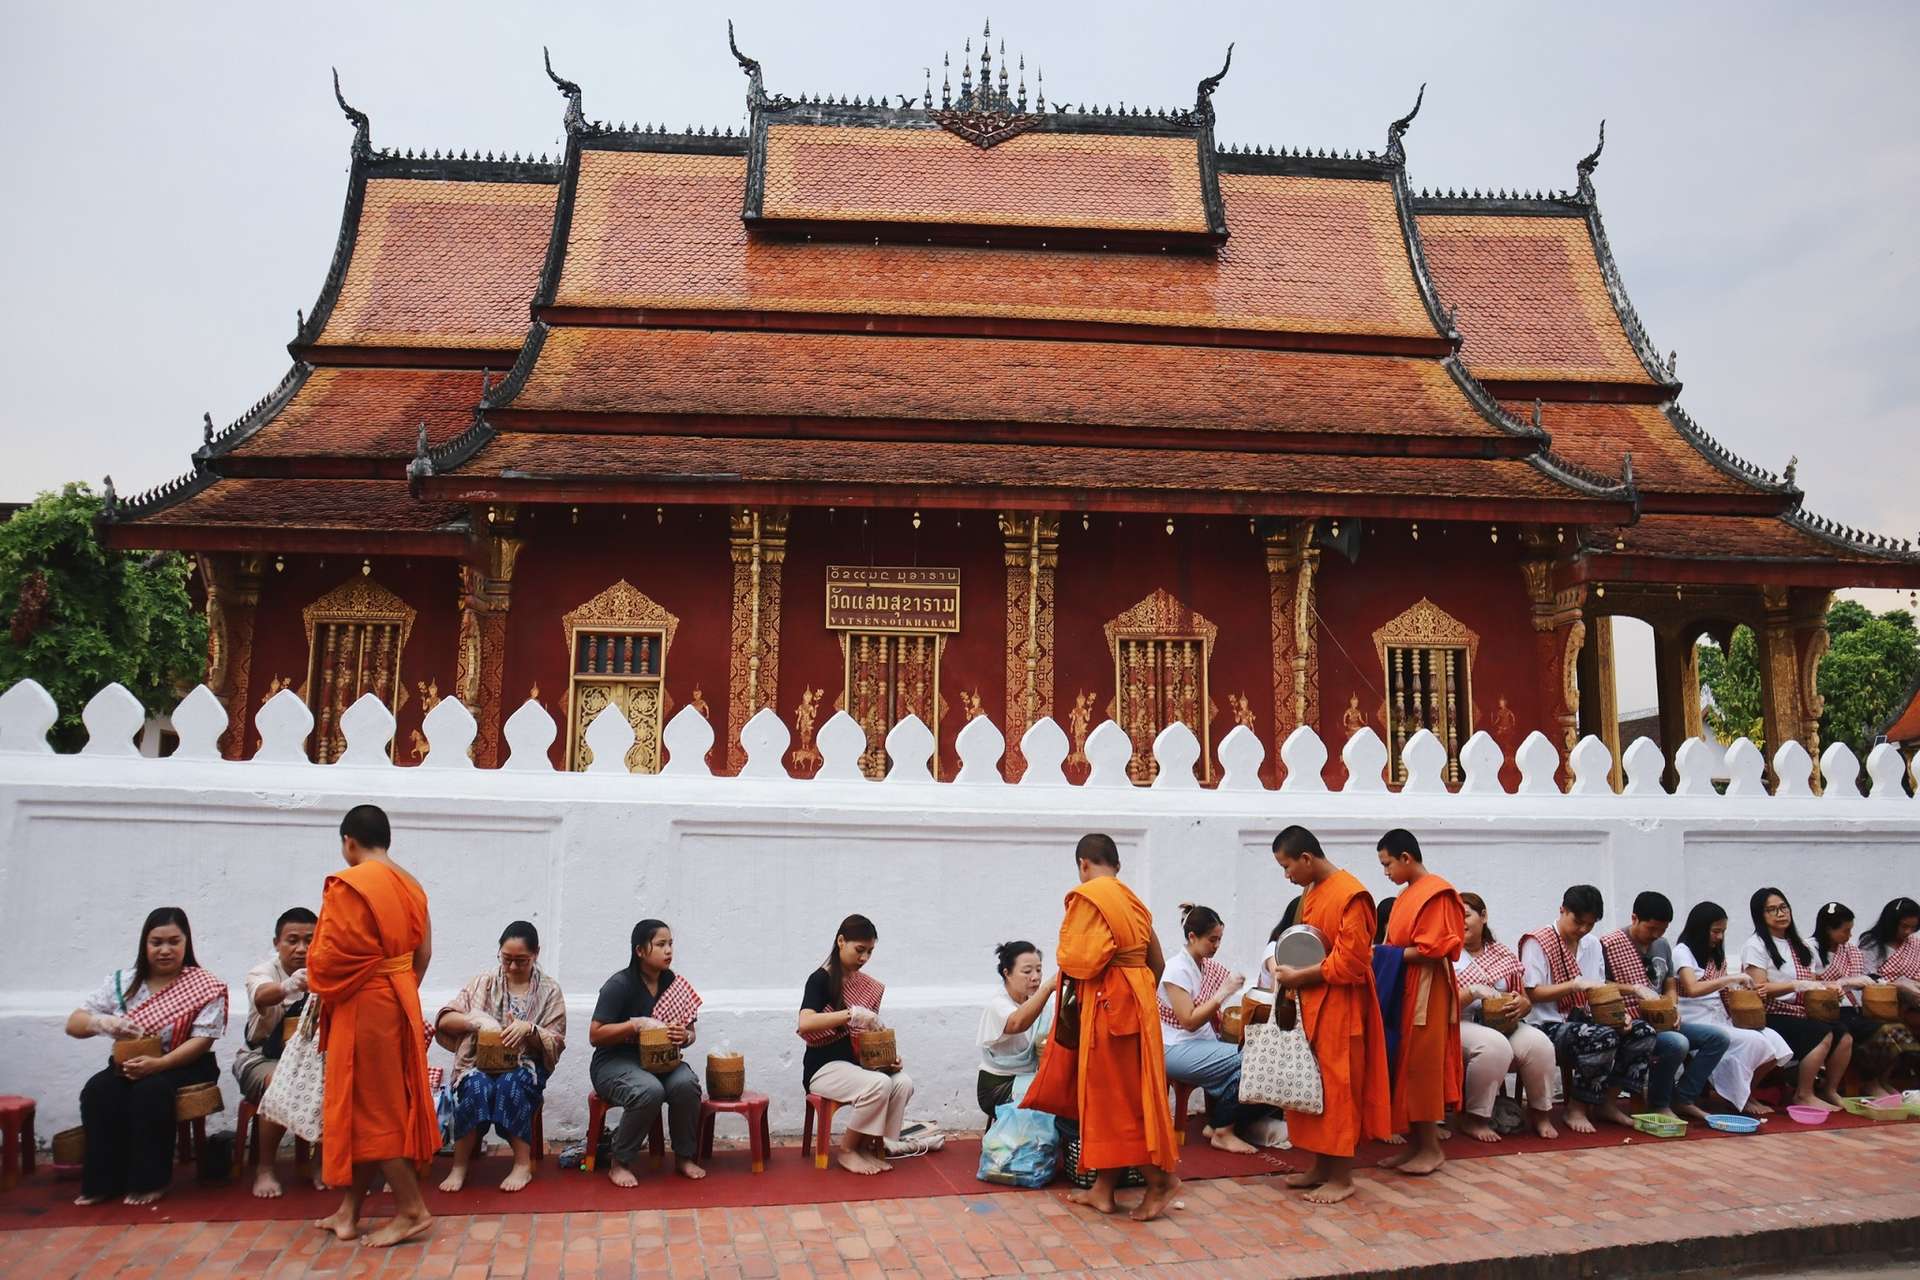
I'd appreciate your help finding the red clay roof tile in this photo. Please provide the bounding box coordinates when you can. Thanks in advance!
[1615,515,1882,562]
[141,478,462,532]
[1498,400,1757,495]
[228,368,485,459]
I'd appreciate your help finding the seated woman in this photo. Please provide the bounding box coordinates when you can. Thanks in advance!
[65,907,228,1206]
[798,914,914,1176]
[1674,901,1792,1117]
[1159,904,1268,1154]
[1453,893,1557,1141]
[976,940,1057,1122]
[588,919,705,1184]
[1812,901,1916,1098]
[1256,897,1302,992]
[1741,887,1852,1111]
[1860,897,1920,1008]
[434,920,567,1193]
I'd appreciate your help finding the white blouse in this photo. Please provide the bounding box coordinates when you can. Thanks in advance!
[83,969,227,1053]
[1738,932,1804,1010]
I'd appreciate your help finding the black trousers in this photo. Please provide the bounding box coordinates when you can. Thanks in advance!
[79,1053,219,1198]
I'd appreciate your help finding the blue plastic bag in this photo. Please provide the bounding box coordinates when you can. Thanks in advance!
[977,1101,1059,1188]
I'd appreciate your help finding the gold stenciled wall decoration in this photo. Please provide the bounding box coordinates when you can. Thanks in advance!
[1104,588,1218,784]
[561,580,680,773]
[1372,597,1478,784]
[838,632,942,779]
[300,578,416,764]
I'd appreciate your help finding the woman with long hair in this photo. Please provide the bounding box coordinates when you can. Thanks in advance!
[797,914,915,1175]
[587,919,706,1184]
[1859,897,1920,1008]
[65,907,228,1206]
[1453,892,1557,1141]
[1811,901,1916,1098]
[1159,904,1274,1153]
[1740,888,1851,1111]
[1673,901,1792,1116]
[976,940,1057,1121]
[434,921,568,1193]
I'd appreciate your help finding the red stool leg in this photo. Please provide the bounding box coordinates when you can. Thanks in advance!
[749,1101,768,1174]
[21,1106,34,1178]
[813,1099,838,1170]
[801,1099,814,1157]
[697,1107,715,1162]
[235,1101,255,1167]
[531,1105,544,1158]
[1,1117,18,1191]
[582,1094,607,1173]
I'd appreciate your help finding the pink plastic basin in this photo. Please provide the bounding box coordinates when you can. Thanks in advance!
[1786,1103,1831,1125]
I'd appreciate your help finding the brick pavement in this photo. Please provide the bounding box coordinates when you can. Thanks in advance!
[5,1127,1918,1279]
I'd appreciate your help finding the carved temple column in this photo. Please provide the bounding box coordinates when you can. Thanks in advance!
[1575,614,1622,790]
[727,506,790,774]
[1757,585,1832,789]
[1263,520,1320,783]
[199,552,264,759]
[1521,542,1585,777]
[1000,512,1060,781]
[456,506,523,768]
[1649,621,1703,792]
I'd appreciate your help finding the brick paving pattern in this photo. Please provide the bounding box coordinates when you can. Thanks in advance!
[5,1127,1918,1279]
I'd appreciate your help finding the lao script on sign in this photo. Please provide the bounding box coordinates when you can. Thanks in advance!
[825,566,961,633]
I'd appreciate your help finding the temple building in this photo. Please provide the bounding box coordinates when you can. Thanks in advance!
[104,28,1920,786]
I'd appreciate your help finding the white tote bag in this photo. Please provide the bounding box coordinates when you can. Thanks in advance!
[258,996,326,1141]
[1237,995,1323,1115]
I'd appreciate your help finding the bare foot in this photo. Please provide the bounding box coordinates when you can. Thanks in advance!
[1394,1149,1445,1176]
[1531,1113,1559,1140]
[360,1211,434,1248]
[1208,1128,1257,1155]
[1816,1087,1847,1109]
[1794,1094,1839,1113]
[1283,1170,1325,1190]
[836,1150,881,1176]
[1563,1105,1597,1136]
[1377,1147,1412,1169]
[1066,1186,1118,1214]
[1303,1179,1356,1205]
[675,1158,707,1181]
[252,1167,285,1199]
[1675,1102,1710,1124]
[123,1190,165,1206]
[607,1162,639,1188]
[1594,1101,1638,1129]
[73,1194,110,1206]
[314,1206,359,1241]
[1459,1118,1502,1144]
[437,1164,469,1193]
[1381,1132,1408,1146]
[498,1163,534,1192]
[1743,1100,1774,1117]
[1437,1125,1454,1141]
[1129,1174,1181,1222]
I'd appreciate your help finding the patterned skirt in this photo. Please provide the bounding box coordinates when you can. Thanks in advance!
[442,1065,546,1144]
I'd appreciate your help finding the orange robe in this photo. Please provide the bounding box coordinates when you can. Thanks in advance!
[1286,868,1391,1158]
[1024,874,1178,1173]
[1383,872,1464,1129]
[308,859,438,1187]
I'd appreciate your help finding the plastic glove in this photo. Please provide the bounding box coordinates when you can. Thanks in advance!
[89,1014,142,1040]
[470,1011,503,1033]
[1224,972,1248,997]
[633,1016,667,1033]
[848,1007,880,1032]
[282,969,308,997]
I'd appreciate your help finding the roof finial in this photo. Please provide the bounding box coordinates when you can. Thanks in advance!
[407,421,433,497]
[543,47,586,132]
[728,19,768,109]
[1036,66,1045,112]
[1784,454,1799,485]
[925,65,932,108]
[1576,119,1606,190]
[1531,398,1542,430]
[102,475,116,516]
[331,68,371,158]
[942,52,951,109]
[203,412,214,447]
[1621,450,1635,490]
[1194,43,1233,125]
[1385,82,1425,165]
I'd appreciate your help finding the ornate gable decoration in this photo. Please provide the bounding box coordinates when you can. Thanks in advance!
[560,579,680,656]
[932,107,1040,149]
[302,578,416,647]
[931,23,1041,148]
[1370,597,1479,672]
[1104,588,1220,648]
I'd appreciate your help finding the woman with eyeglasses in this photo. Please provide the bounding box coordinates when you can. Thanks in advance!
[1739,888,1851,1111]
[1673,901,1792,1117]
[1812,901,1917,1099]
[432,921,568,1192]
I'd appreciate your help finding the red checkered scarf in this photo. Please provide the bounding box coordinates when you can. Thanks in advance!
[1455,942,1523,996]
[799,968,884,1046]
[650,974,703,1028]
[1878,937,1920,983]
[1818,944,1867,1007]
[1755,938,1818,1016]
[1597,929,1650,1020]
[1524,926,1587,1014]
[1157,956,1229,1031]
[119,965,227,1045]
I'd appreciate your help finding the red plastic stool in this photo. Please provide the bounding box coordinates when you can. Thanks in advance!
[581,1091,665,1173]
[175,1117,207,1167]
[799,1093,841,1170]
[697,1092,770,1173]
[0,1096,34,1191]
[1169,1081,1199,1146]
[235,1099,313,1173]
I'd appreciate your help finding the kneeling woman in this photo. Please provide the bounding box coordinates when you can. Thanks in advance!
[977,941,1057,1121]
[799,914,914,1175]
[589,919,706,1183]
[65,908,228,1206]
[1158,904,1261,1153]
[1741,888,1852,1111]
[434,921,567,1192]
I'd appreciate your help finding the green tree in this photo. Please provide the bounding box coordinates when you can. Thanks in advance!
[1697,626,1765,748]
[0,483,206,750]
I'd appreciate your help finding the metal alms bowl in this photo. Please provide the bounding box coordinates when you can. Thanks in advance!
[1274,923,1328,969]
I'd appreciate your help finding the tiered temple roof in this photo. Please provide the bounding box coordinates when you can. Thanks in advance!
[106,31,1920,588]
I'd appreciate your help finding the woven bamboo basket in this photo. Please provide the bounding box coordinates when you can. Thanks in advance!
[112,1036,162,1065]
[1219,1004,1245,1044]
[173,1082,224,1123]
[1804,988,1842,1023]
[1589,984,1629,1029]
[853,1028,898,1072]
[1725,988,1767,1030]
[638,1026,682,1075]
[1863,985,1901,1021]
[51,1125,85,1167]
[1639,994,1680,1031]
[706,1052,745,1100]
[474,1027,516,1073]
[1479,992,1522,1035]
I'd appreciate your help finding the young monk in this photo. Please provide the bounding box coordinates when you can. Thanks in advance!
[232,906,318,1198]
[1520,884,1638,1134]
[308,804,438,1249]
[1374,829,1462,1177]
[1023,833,1180,1221]
[1270,825,1391,1205]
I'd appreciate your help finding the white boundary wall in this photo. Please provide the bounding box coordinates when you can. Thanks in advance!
[1,677,1916,1141]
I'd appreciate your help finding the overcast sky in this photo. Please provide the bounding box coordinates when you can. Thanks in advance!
[2,2,1915,709]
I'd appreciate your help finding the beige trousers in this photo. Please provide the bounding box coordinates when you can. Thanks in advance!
[1460,1019,1557,1117]
[809,1061,916,1141]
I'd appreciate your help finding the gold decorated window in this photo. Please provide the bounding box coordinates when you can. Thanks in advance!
[301,578,416,764]
[1372,598,1478,785]
[1104,589,1217,785]
[561,581,679,773]
[841,632,941,779]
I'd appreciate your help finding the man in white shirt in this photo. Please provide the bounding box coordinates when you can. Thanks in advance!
[1519,885,1639,1134]
[232,906,316,1198]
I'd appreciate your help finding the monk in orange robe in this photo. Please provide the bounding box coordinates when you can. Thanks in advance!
[1271,825,1391,1204]
[1023,833,1180,1221]
[309,804,438,1248]
[1375,827,1463,1176]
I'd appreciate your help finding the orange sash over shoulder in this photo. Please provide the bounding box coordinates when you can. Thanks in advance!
[1023,875,1177,1173]
[1287,868,1392,1159]
[1382,872,1464,1129]
[307,860,438,1187]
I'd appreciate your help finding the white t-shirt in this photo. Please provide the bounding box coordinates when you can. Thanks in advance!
[1256,940,1279,992]
[1518,932,1604,1027]
[243,955,294,1046]
[1159,948,1218,1046]
[1738,932,1803,1010]
[976,991,1047,1075]
[1672,942,1732,1026]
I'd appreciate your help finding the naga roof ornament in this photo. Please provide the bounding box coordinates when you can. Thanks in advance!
[331,67,371,159]
[1576,119,1605,196]
[729,20,791,112]
[1385,83,1425,165]
[542,47,586,133]
[1193,43,1233,126]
